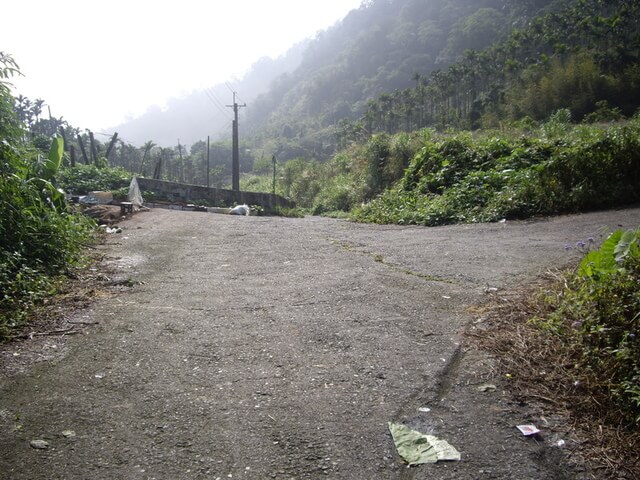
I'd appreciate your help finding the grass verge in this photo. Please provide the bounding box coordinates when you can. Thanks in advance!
[470,269,639,479]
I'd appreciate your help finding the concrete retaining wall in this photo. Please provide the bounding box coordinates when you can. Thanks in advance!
[136,178,295,210]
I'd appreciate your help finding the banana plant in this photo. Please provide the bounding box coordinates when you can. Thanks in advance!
[25,136,66,211]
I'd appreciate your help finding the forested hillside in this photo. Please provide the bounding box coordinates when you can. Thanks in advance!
[357,0,640,133]
[245,0,556,158]
[246,0,639,161]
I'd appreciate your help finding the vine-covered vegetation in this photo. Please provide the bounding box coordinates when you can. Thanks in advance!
[242,113,640,227]
[354,114,640,224]
[57,164,132,195]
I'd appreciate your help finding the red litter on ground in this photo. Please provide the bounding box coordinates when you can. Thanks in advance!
[516,424,541,436]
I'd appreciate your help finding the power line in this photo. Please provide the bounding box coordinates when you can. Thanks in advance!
[203,90,229,118]
[207,87,228,107]
[204,88,233,120]
[225,82,247,105]
[209,87,230,110]
[202,120,234,144]
[95,131,140,147]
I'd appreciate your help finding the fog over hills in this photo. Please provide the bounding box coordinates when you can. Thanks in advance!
[113,0,508,150]
[113,0,632,159]
[111,41,308,148]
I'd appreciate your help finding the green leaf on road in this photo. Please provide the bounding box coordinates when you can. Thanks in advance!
[388,422,461,465]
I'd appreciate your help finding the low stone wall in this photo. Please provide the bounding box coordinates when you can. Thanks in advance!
[135,178,295,210]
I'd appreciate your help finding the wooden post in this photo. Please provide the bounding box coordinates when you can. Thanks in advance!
[272,155,277,195]
[177,139,184,183]
[120,141,127,170]
[77,135,90,165]
[153,151,163,179]
[88,131,98,165]
[232,119,239,190]
[105,132,118,161]
[70,145,77,167]
[59,126,68,150]
[227,92,246,192]
[140,142,153,175]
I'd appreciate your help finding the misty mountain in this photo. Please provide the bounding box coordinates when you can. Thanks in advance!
[112,41,309,148]
[82,0,638,199]
[113,0,637,161]
[114,0,542,150]
[243,0,564,159]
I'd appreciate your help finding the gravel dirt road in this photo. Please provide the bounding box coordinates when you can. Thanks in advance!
[1,207,639,479]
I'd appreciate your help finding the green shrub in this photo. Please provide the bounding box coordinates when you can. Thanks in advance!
[0,252,56,338]
[353,119,640,225]
[57,164,132,194]
[583,101,624,123]
[542,229,640,424]
[541,108,572,138]
[240,174,272,193]
[0,164,95,338]
[312,174,359,214]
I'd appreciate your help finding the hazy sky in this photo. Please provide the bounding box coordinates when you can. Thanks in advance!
[2,0,362,131]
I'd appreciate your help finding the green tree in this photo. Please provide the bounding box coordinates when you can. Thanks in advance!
[445,8,506,59]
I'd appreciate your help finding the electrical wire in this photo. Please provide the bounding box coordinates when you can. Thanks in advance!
[95,131,140,147]
[225,82,247,105]
[204,88,233,119]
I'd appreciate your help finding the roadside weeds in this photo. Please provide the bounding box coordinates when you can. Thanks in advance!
[467,274,640,480]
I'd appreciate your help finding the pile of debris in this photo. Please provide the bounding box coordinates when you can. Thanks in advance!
[72,178,145,224]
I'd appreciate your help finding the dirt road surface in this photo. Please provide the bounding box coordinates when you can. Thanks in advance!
[1,207,639,479]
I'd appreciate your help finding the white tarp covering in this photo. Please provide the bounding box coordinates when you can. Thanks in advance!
[128,177,144,207]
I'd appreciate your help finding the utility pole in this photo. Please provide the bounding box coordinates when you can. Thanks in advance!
[206,136,210,188]
[226,92,246,191]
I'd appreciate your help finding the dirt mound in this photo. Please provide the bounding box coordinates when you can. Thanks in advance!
[82,205,124,224]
